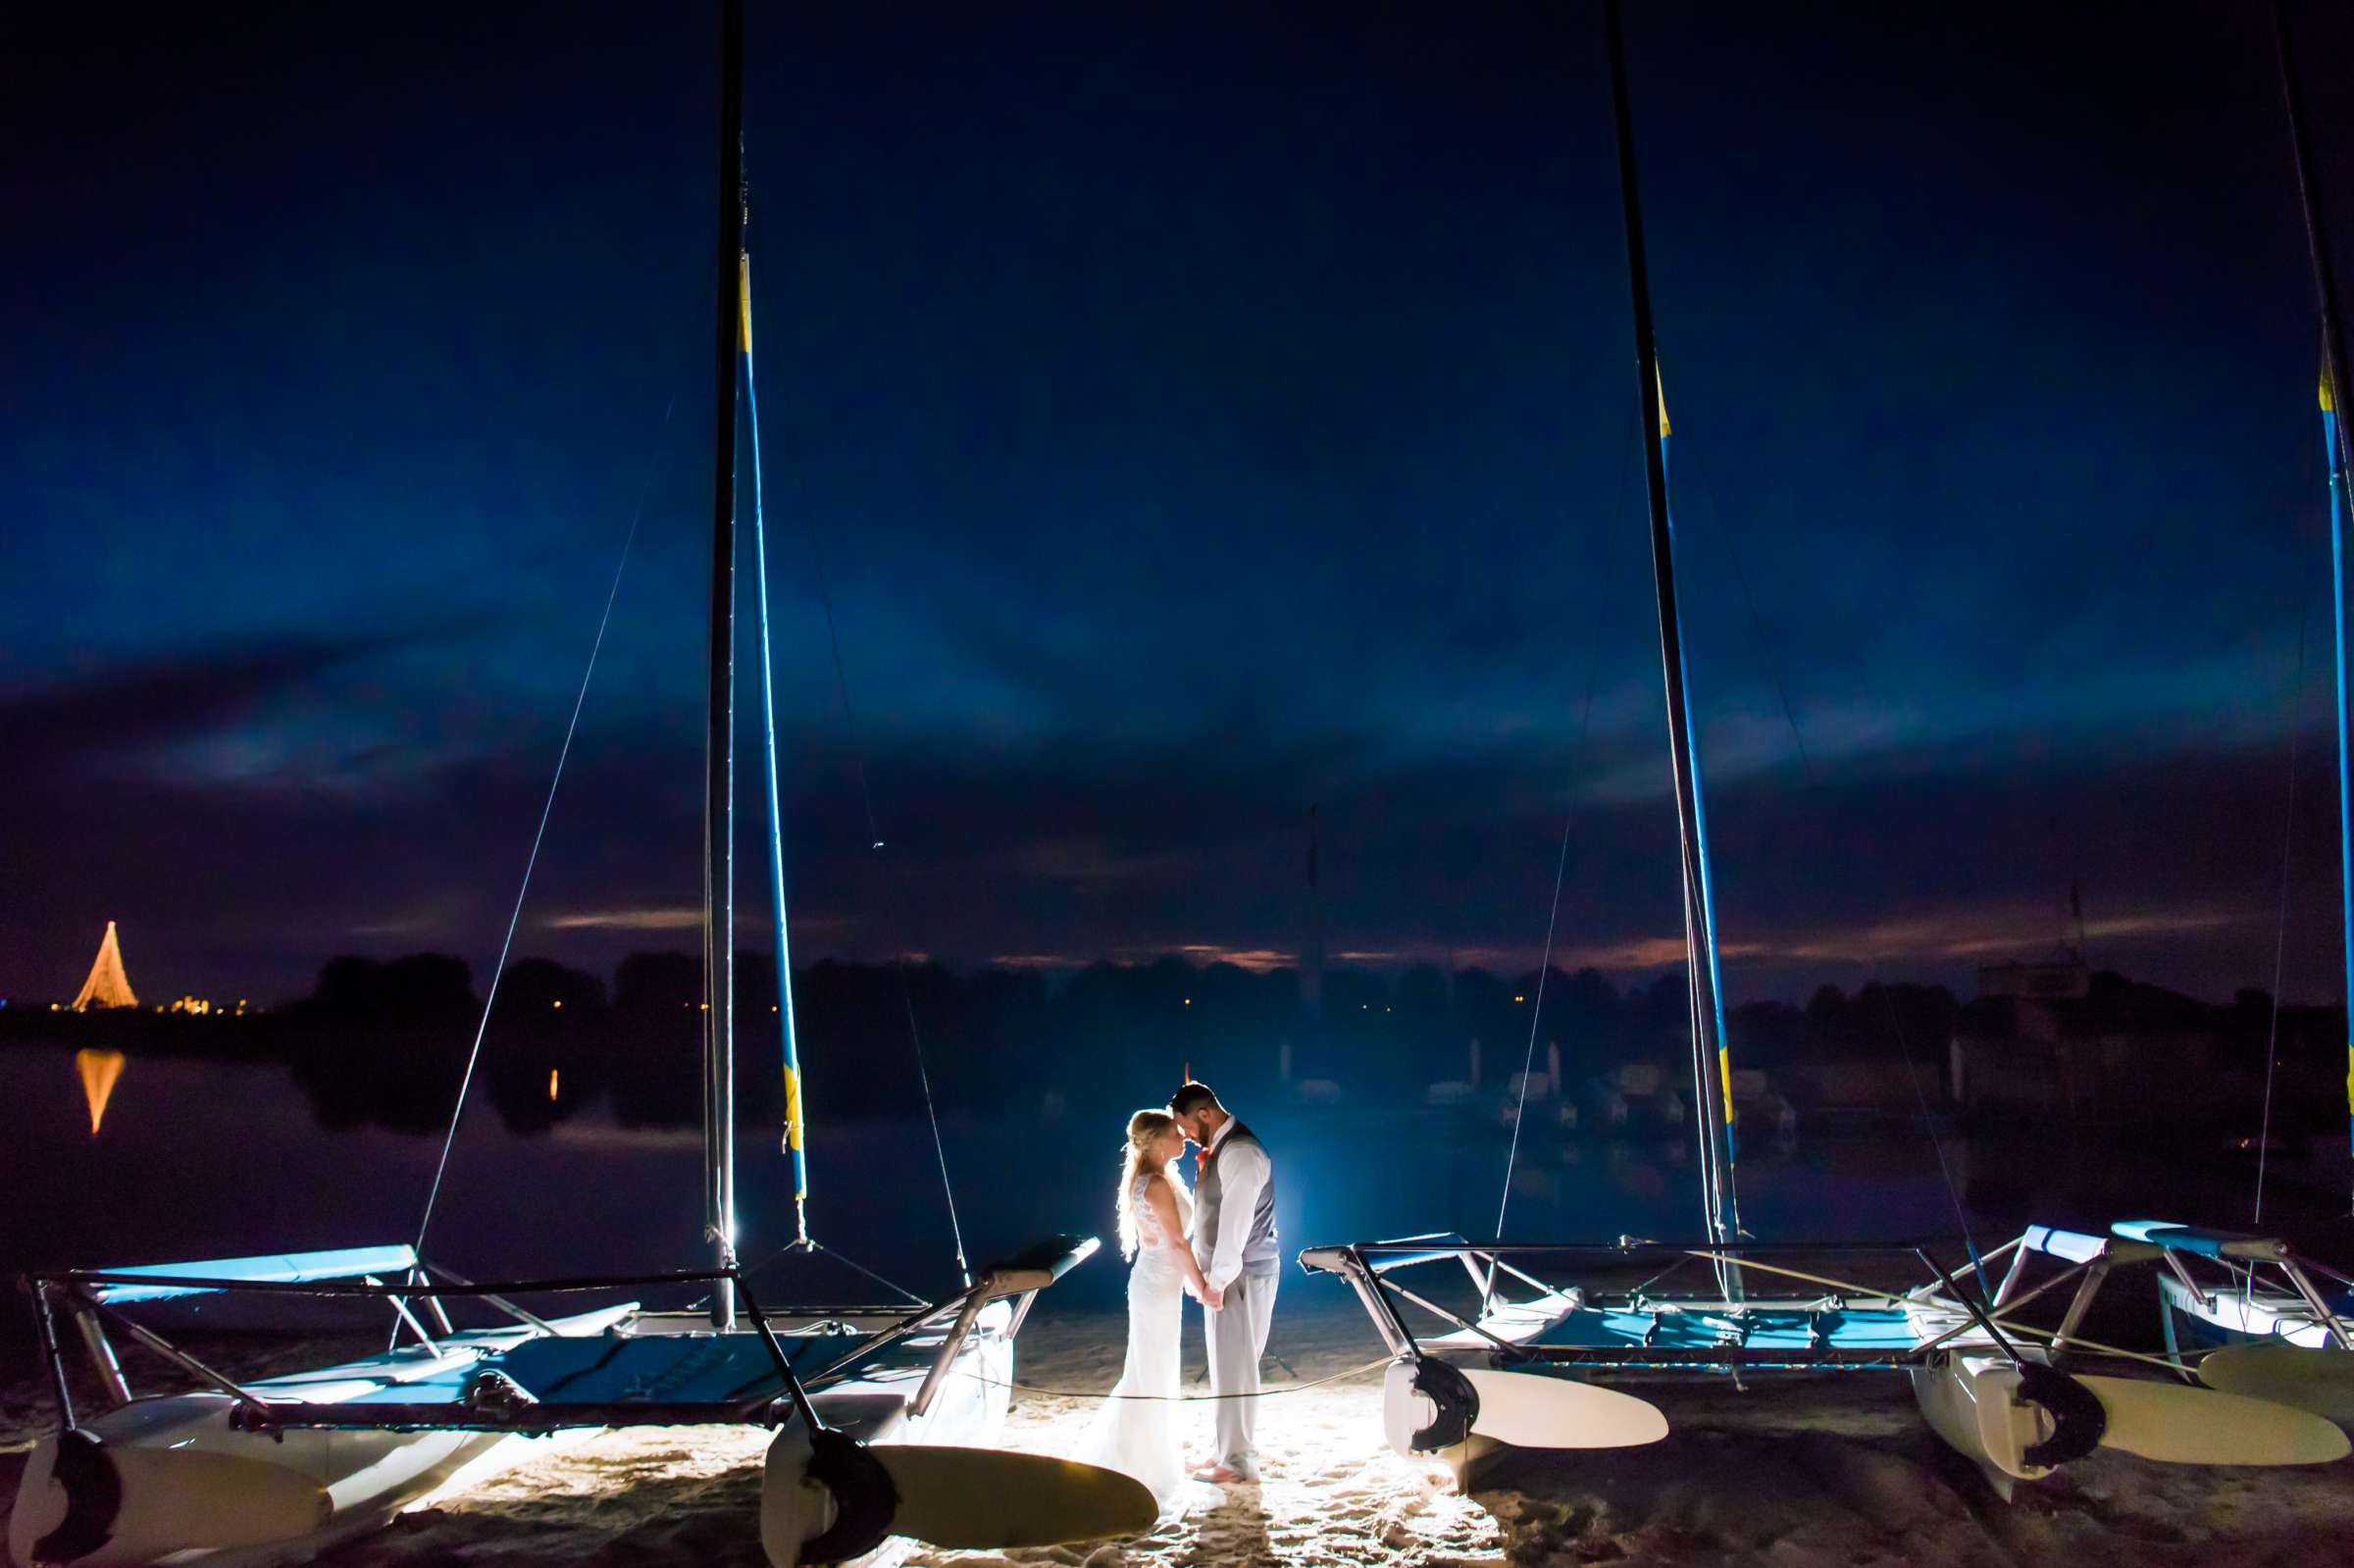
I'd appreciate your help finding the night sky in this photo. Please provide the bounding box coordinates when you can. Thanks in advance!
[9,1,2354,1006]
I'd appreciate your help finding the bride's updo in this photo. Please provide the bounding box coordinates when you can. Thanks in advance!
[1114,1108,1179,1260]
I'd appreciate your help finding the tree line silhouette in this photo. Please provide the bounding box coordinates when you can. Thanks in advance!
[8,950,2341,1139]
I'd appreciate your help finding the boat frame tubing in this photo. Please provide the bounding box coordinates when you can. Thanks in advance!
[1302,1236,2032,1374]
[2163,1251,2354,1352]
[77,1294,276,1423]
[22,1261,1023,1439]
[37,1265,873,1299]
[27,1282,77,1433]
[2278,1262,2354,1350]
[230,1269,835,1436]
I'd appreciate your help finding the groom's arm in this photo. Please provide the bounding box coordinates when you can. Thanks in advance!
[1205,1140,1269,1291]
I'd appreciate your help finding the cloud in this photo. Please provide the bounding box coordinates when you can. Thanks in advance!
[1,659,2334,1012]
[542,905,705,933]
[0,621,503,794]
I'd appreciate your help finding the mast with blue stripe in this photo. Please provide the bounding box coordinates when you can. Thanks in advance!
[2273,0,2354,1177]
[2326,372,2353,1170]
[740,240,811,1241]
[701,0,745,1329]
[1657,375,1744,1229]
[1603,0,1743,1255]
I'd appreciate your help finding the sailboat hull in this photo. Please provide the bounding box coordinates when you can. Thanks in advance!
[8,1396,519,1568]
[7,1309,628,1568]
[1909,1353,2058,1496]
[2158,1271,2351,1354]
[11,1300,1022,1568]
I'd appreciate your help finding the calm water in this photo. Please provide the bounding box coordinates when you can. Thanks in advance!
[3,1043,2335,1326]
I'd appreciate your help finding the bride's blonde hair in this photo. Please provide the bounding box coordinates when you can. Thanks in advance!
[1114,1109,1180,1260]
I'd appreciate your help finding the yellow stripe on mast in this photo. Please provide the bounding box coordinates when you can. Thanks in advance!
[738,252,753,355]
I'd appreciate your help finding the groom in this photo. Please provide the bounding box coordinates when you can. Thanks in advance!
[1168,1080,1277,1484]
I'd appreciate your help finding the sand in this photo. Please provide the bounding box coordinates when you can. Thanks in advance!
[6,1296,2350,1566]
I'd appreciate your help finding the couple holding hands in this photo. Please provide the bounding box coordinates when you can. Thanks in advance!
[1082,1081,1279,1507]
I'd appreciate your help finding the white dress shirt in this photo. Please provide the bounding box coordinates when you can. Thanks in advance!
[1203,1116,1271,1291]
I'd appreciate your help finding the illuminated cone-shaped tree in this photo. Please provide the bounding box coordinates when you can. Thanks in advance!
[71,920,138,1011]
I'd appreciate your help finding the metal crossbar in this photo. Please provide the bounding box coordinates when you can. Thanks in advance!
[21,1262,984,1439]
[1304,1232,2215,1383]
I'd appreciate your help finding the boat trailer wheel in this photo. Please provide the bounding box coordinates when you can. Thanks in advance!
[31,1430,123,1567]
[2017,1362,2107,1469]
[797,1429,899,1565]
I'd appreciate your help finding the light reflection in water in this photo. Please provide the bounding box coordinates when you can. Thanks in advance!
[75,1047,126,1136]
[15,1043,2237,1317]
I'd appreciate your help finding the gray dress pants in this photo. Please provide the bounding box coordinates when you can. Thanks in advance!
[1207,1263,1279,1476]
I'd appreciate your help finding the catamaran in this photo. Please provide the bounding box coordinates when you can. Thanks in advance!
[2080,1,2354,1435]
[8,5,1153,1564]
[1299,0,2349,1500]
[2108,1220,2354,1424]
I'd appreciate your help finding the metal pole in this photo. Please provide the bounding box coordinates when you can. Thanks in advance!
[742,247,810,1245]
[72,1307,130,1407]
[2328,404,2353,1174]
[1601,0,1740,1257]
[2275,2,2354,480]
[2274,1,2354,1174]
[704,0,747,1330]
[30,1285,77,1432]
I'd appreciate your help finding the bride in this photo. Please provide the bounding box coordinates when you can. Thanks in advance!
[1083,1108,1214,1509]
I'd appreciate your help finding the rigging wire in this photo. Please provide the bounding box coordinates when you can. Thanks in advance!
[1883,986,1991,1302]
[955,1354,1393,1402]
[1493,403,1638,1260]
[1675,436,1812,779]
[2255,603,2311,1226]
[742,243,819,1248]
[704,1235,926,1311]
[755,277,971,1288]
[412,398,677,1267]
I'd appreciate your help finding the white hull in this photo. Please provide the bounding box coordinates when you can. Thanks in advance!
[8,1334,549,1568]
[10,1402,524,1568]
[11,1303,1013,1568]
[1909,1352,2057,1498]
[2158,1272,2346,1351]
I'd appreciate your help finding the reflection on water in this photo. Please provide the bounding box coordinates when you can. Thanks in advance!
[4,1043,2336,1318]
[4,1047,1956,1308]
[74,1048,125,1136]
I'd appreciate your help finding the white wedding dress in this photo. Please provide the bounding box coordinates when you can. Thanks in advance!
[1083,1169,1193,1508]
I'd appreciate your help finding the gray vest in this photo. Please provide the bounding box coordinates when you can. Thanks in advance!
[1195,1120,1278,1272]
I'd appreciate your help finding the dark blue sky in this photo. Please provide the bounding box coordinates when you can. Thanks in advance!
[7,1,2353,1005]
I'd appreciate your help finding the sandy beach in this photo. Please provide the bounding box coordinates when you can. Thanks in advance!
[11,1293,2347,1568]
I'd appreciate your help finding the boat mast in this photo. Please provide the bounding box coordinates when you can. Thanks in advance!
[703,0,747,1330]
[1602,0,1741,1251]
[742,250,812,1247]
[2272,0,2354,1178]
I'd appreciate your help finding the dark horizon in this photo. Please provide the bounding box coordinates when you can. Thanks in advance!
[10,2,2354,1011]
[12,932,2328,1021]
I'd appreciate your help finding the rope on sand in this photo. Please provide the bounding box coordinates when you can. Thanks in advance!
[958,1355,1396,1402]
